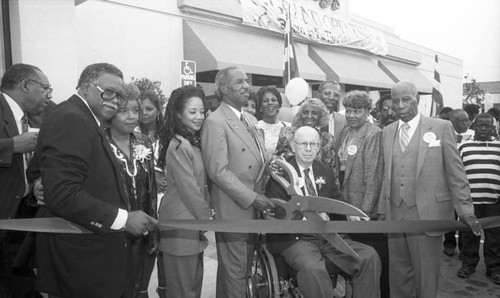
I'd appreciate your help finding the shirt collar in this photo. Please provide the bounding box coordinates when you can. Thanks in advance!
[75,93,100,127]
[398,112,420,130]
[298,163,314,177]
[3,93,25,123]
[226,103,241,119]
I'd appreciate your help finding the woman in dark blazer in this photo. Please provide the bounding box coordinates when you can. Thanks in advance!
[157,85,212,298]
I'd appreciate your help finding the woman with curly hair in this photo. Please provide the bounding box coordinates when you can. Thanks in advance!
[157,85,212,298]
[274,98,340,186]
[105,84,157,297]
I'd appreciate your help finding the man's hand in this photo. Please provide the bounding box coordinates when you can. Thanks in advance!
[252,194,275,213]
[269,156,284,176]
[33,179,45,205]
[460,213,482,236]
[124,210,158,236]
[13,132,38,153]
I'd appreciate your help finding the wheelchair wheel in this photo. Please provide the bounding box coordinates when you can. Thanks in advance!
[247,244,280,298]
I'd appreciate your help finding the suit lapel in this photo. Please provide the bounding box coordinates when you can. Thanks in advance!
[221,103,263,165]
[69,96,130,208]
[1,95,23,170]
[385,122,398,181]
[416,116,431,179]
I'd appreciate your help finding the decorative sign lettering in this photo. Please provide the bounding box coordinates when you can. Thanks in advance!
[241,0,387,55]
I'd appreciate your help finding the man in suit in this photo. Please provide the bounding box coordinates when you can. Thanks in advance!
[0,63,52,297]
[317,80,347,141]
[36,63,158,298]
[266,126,381,298]
[201,66,275,297]
[379,81,481,298]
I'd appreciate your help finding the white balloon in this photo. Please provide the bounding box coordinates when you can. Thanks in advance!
[285,78,308,106]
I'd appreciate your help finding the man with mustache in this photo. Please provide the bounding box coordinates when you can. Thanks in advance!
[36,63,158,297]
[0,63,52,297]
[201,66,274,297]
[376,94,398,128]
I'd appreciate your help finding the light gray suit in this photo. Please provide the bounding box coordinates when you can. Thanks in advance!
[379,115,474,298]
[201,102,266,297]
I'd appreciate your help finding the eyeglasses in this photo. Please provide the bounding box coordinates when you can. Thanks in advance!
[92,83,127,104]
[294,141,320,150]
[321,90,341,99]
[27,79,53,95]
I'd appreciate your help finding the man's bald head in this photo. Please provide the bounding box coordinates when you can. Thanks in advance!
[391,81,420,122]
[450,109,470,133]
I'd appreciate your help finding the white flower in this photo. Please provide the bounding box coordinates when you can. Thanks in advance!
[133,144,152,163]
[315,177,326,186]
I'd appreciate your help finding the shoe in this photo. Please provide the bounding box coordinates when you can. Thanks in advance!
[486,272,500,285]
[443,248,455,257]
[457,266,476,278]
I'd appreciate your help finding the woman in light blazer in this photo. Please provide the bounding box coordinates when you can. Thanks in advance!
[337,90,388,298]
[157,85,212,298]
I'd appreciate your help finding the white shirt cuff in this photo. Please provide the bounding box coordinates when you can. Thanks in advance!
[110,208,128,230]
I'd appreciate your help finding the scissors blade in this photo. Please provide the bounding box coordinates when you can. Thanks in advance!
[290,195,369,218]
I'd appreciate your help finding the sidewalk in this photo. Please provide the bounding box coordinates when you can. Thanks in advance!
[148,232,500,297]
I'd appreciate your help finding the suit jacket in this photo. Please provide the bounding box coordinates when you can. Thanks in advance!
[0,94,26,225]
[201,102,266,220]
[265,157,342,254]
[36,95,130,297]
[379,115,474,231]
[339,122,383,214]
[331,111,347,147]
[159,135,212,256]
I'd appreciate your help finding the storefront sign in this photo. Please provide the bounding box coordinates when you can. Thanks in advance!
[241,0,387,55]
[180,60,196,86]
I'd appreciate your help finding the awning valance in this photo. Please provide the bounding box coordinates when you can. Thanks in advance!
[308,46,395,89]
[378,59,433,94]
[184,20,325,81]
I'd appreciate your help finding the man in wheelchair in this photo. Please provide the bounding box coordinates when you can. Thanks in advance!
[265,126,381,298]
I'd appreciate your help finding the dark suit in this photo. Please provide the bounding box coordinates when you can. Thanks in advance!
[266,158,381,298]
[201,102,266,298]
[0,94,38,297]
[36,95,129,297]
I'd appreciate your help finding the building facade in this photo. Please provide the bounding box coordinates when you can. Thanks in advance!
[0,0,464,114]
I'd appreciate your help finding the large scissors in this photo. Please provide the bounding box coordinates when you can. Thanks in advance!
[267,157,368,272]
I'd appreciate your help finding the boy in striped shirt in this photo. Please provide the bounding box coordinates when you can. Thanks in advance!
[456,112,500,284]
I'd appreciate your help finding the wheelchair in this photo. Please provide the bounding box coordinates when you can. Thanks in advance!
[246,237,352,298]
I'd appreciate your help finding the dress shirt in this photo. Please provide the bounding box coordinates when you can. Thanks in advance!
[74,94,127,230]
[328,113,335,137]
[398,113,421,142]
[4,93,30,195]
[298,164,317,196]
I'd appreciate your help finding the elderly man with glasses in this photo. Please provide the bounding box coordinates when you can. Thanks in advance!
[0,63,52,297]
[317,80,347,145]
[35,63,158,298]
[266,126,381,298]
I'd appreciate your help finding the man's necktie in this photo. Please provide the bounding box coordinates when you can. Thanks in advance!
[240,114,264,161]
[456,134,463,144]
[400,122,410,152]
[303,168,317,196]
[21,115,33,164]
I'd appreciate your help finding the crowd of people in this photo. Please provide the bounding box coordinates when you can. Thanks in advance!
[0,62,497,298]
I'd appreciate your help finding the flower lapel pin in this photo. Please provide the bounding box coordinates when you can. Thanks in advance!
[315,176,326,190]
